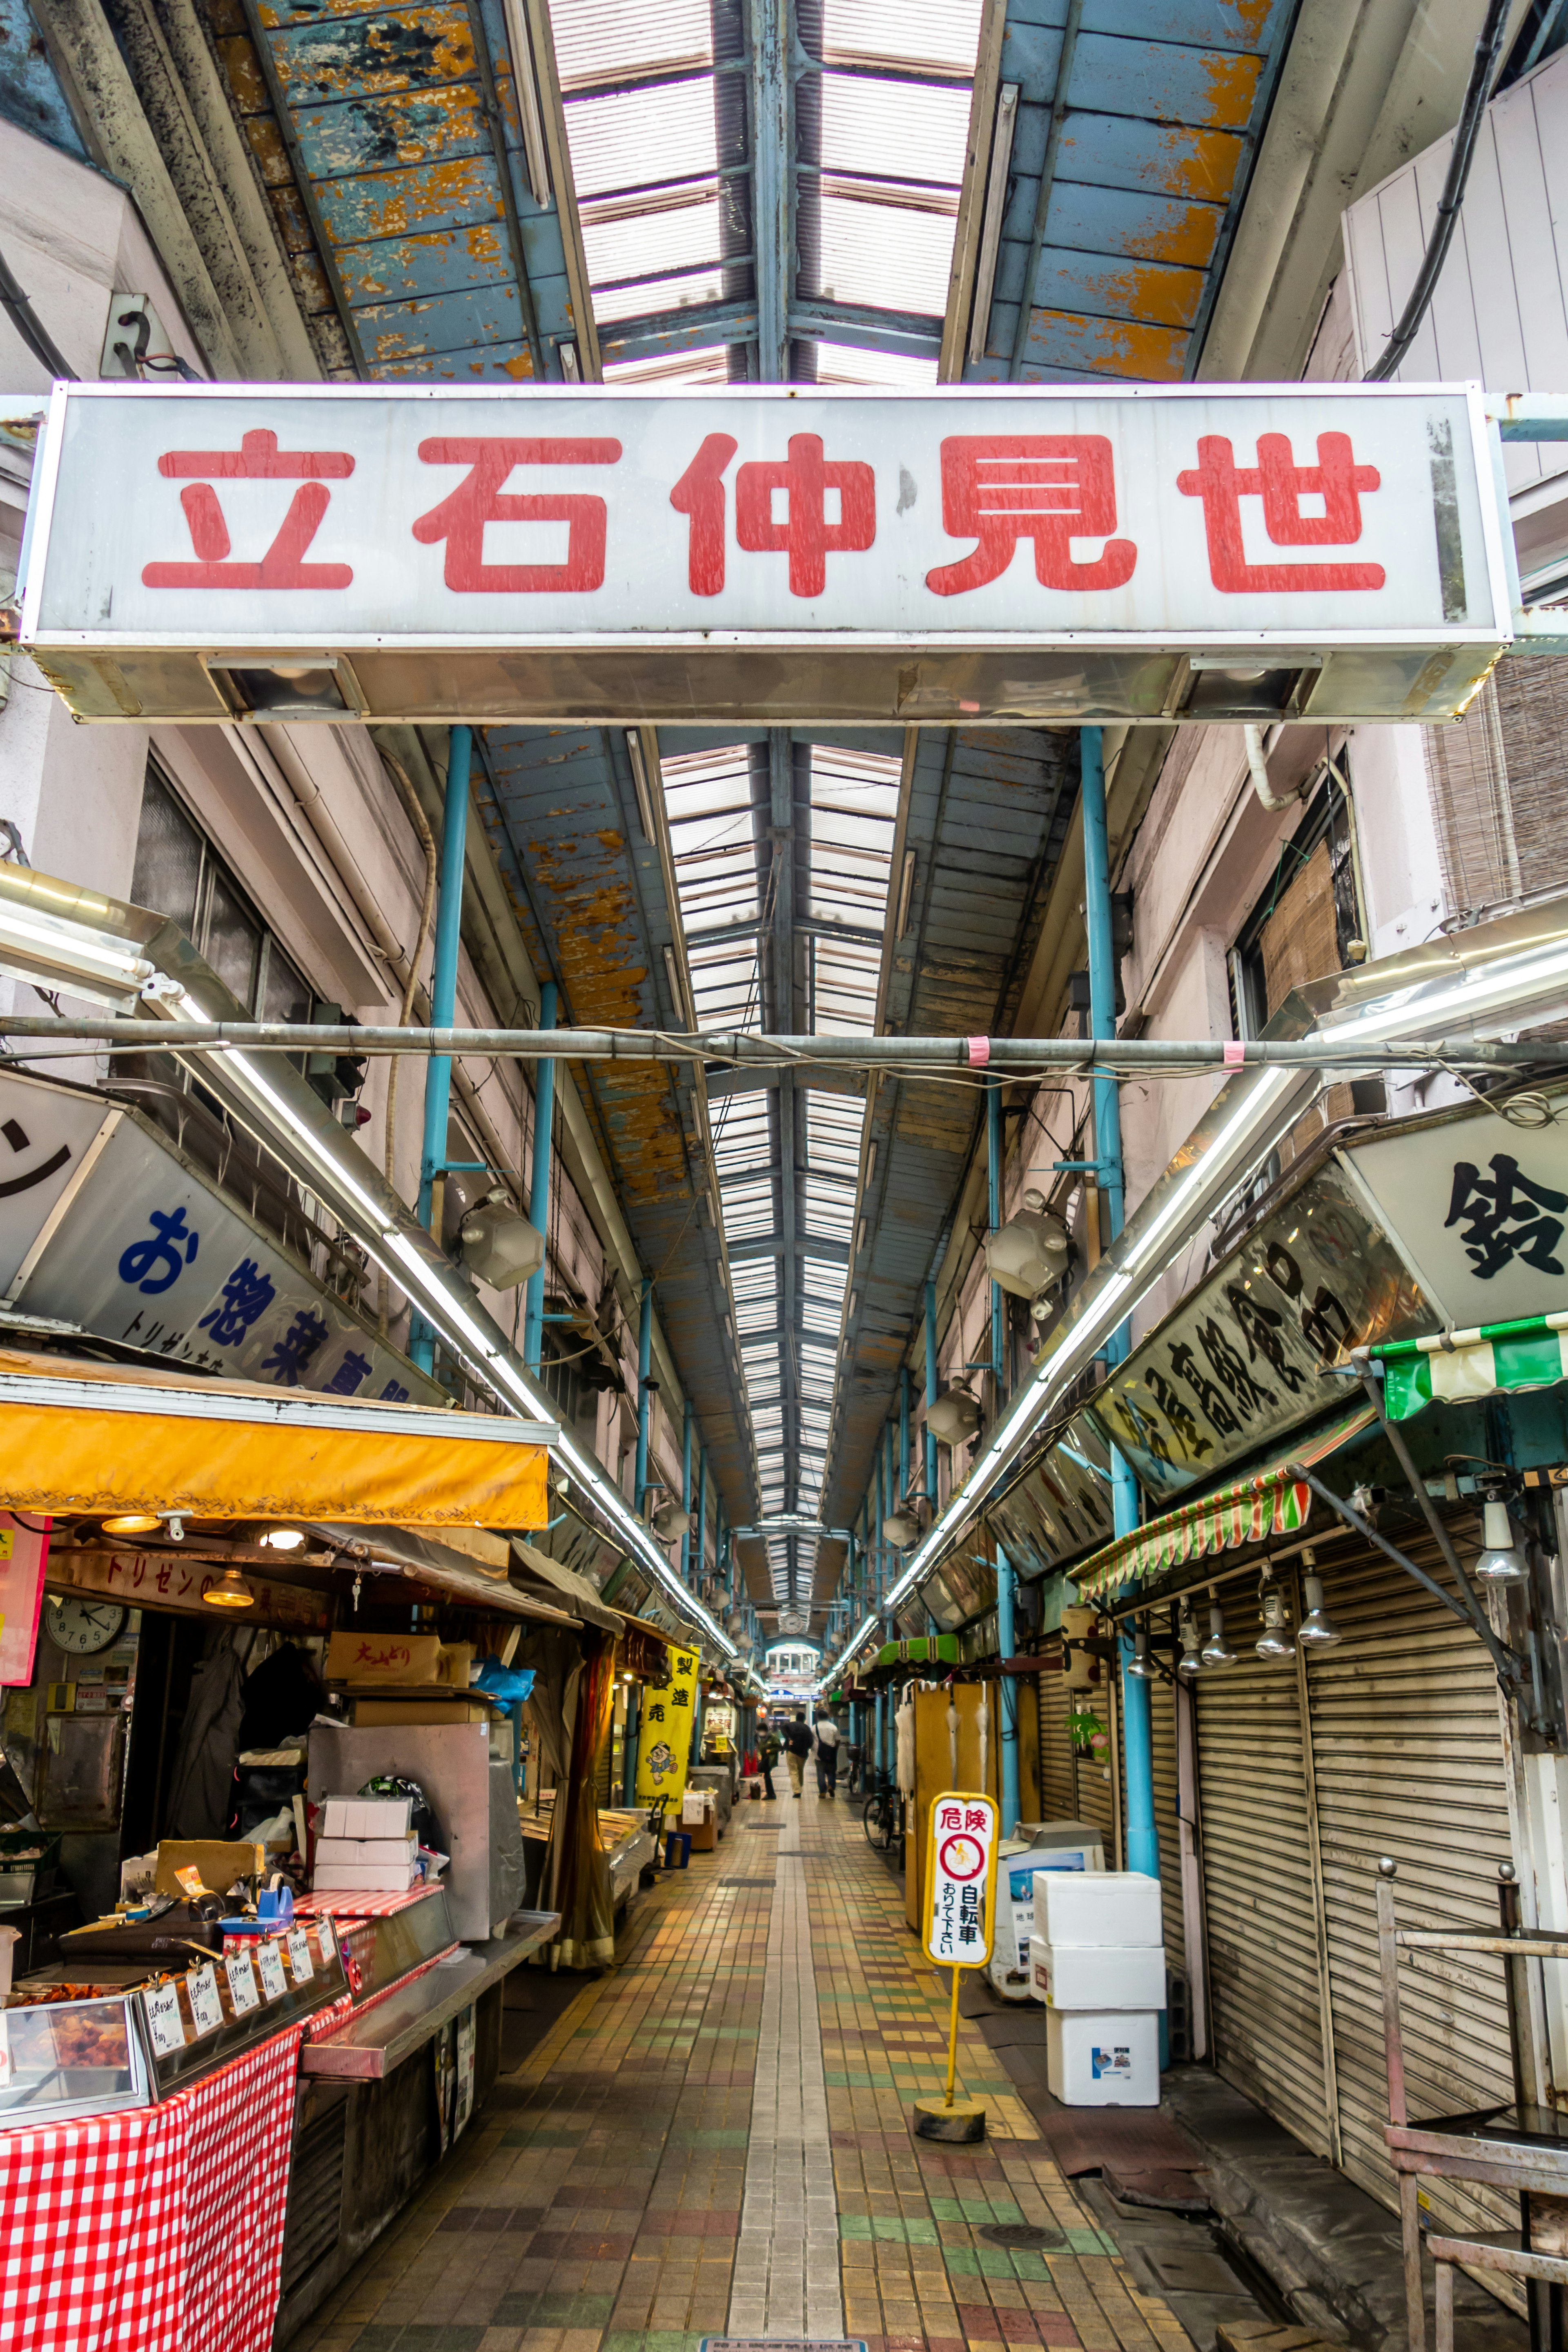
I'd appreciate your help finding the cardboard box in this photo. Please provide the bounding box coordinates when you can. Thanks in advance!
[326,1631,442,1686]
[687,1811,718,1852]
[1029,1934,1166,2011]
[315,1834,417,1869]
[154,1838,263,1899]
[1033,1869,1162,1950]
[312,1859,421,1892]
[1046,2007,1160,2105]
[352,1697,492,1726]
[681,1791,710,1826]
[321,1795,413,1839]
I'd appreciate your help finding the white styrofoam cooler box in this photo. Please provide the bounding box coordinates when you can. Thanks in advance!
[1029,1935,1165,2011]
[1046,2007,1160,2106]
[312,1859,420,1892]
[321,1794,413,1839]
[1034,1869,1162,1950]
[314,1834,416,1869]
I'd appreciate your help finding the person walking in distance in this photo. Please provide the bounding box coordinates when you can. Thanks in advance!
[781,1709,813,1798]
[813,1708,840,1799]
[757,1719,780,1801]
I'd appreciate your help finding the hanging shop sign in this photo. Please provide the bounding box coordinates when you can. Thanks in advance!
[634,1642,699,1811]
[47,1548,330,1631]
[1339,1097,1568,1331]
[923,1791,999,1969]
[1081,1154,1430,1507]
[0,1068,435,1407]
[20,382,1511,726]
[0,1512,50,1684]
[971,1413,1117,1595]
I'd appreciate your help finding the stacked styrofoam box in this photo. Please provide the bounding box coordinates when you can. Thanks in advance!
[314,1792,419,1892]
[1029,1870,1164,2106]
[987,1825,1105,2001]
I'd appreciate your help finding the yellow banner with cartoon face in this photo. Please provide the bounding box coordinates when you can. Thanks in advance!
[634,1643,699,1809]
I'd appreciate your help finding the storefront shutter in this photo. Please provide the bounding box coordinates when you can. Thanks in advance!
[1074,1667,1118,1865]
[1307,1544,1518,2257]
[1036,1646,1074,1821]
[1148,1671,1186,1978]
[1195,1581,1332,2158]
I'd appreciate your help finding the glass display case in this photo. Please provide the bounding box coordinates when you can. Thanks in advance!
[335,1889,456,2003]
[4,1917,348,2124]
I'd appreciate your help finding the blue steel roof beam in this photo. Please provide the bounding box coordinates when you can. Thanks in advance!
[963,0,1300,386]
[746,0,795,381]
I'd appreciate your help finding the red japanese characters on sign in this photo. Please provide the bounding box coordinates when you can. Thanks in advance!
[924,1787,998,1969]
[1176,432,1385,594]
[926,436,1136,596]
[141,427,355,590]
[412,436,622,592]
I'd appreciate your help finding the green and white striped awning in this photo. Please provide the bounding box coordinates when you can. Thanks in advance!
[1071,1405,1374,1601]
[1376,1314,1568,1419]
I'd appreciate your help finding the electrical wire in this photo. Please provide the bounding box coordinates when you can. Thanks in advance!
[0,246,76,381]
[1365,0,1511,380]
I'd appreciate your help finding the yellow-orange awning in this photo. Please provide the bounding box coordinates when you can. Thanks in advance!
[0,1348,557,1526]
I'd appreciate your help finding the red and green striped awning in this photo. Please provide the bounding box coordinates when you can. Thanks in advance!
[1071,1405,1374,1601]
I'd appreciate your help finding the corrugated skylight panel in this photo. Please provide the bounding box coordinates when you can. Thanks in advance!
[818,70,970,185]
[814,343,939,387]
[603,345,734,385]
[548,0,715,89]
[820,0,982,75]
[815,191,954,314]
[562,78,717,201]
[583,196,722,290]
[593,265,731,324]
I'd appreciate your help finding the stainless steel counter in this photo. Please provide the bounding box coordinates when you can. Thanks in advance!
[300,1909,559,2082]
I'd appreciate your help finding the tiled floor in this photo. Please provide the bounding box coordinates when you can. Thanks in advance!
[292,1786,1198,2352]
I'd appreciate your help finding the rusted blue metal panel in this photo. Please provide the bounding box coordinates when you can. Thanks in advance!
[239,0,579,378]
[0,0,87,160]
[968,0,1298,383]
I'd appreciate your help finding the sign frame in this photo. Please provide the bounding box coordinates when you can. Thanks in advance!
[16,380,1518,729]
[922,1788,999,1970]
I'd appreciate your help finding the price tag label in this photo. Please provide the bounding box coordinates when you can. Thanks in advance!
[256,1940,287,2002]
[143,1981,186,2058]
[225,1949,259,2016]
[287,1927,313,1985]
[315,1915,334,1962]
[187,1966,223,2038]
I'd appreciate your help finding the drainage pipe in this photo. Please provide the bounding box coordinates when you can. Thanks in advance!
[522,978,557,1373]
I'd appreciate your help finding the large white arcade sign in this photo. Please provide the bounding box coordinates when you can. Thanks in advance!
[19,381,1513,725]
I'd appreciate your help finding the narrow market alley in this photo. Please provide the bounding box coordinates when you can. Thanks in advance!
[293,1791,1207,2352]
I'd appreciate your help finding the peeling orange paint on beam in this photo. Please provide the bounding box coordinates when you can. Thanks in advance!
[1194,50,1263,129]
[266,7,475,102]
[1031,308,1187,379]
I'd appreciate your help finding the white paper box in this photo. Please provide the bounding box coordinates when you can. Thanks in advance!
[314,1835,416,1869]
[312,1859,420,1892]
[1030,1935,1166,2011]
[322,1794,413,1839]
[1033,1869,1162,1950]
[1046,2007,1160,2105]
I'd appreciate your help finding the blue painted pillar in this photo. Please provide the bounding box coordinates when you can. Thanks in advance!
[899,1369,911,1501]
[987,1073,1006,1397]
[1082,725,1155,1881]
[634,1278,653,1517]
[522,979,558,1373]
[925,1276,939,1500]
[996,1543,1020,1834]
[679,1399,694,1584]
[412,723,472,1372]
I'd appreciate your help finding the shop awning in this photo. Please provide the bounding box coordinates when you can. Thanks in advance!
[1071,1406,1375,1601]
[0,1347,557,1525]
[510,1539,620,1633]
[1374,1314,1568,1419]
[321,1525,577,1620]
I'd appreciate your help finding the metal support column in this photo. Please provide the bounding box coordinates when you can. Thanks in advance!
[412,722,472,1373]
[996,1542,1020,1834]
[696,1446,709,1596]
[679,1399,694,1586]
[522,978,557,1374]
[987,1072,1006,1399]
[1083,724,1156,1881]
[634,1278,653,1517]
[900,1368,911,1500]
[925,1276,939,1501]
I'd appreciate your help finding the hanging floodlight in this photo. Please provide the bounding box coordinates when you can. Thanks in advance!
[1297,1551,1342,1647]
[1176,1610,1204,1678]
[1255,1577,1296,1659]
[1475,1498,1527,1584]
[1200,1589,1236,1667]
[1125,1619,1157,1680]
[926,1383,982,1446]
[883,1506,921,1548]
[651,1501,693,1541]
[457,1189,546,1288]
[984,1196,1071,1300]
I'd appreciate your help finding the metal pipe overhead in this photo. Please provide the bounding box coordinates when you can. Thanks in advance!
[0,1019,1552,1074]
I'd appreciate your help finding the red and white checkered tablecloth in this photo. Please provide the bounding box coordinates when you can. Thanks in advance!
[0,2023,303,2352]
[294,1884,441,1921]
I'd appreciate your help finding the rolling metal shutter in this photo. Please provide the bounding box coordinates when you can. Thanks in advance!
[1037,1647,1075,1820]
[1148,1671,1186,1977]
[1195,1580,1332,2158]
[1075,1666,1119,1866]
[1308,1544,1517,2255]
